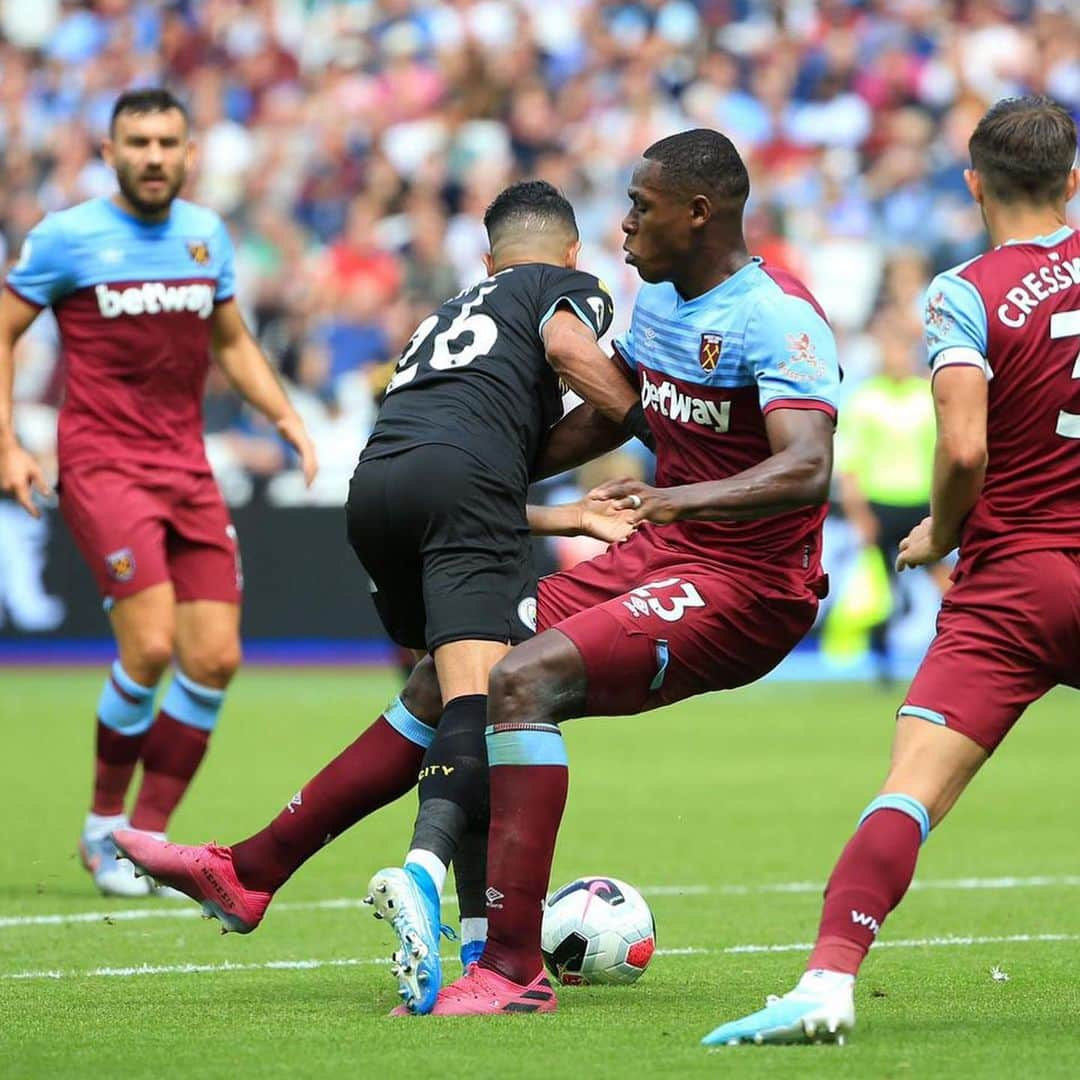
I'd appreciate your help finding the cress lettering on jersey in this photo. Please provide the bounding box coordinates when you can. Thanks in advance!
[994,252,1080,328]
[361,262,614,495]
[4,197,235,474]
[614,257,840,581]
[922,226,1080,572]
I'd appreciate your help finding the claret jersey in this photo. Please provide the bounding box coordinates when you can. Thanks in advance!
[924,225,1080,573]
[6,197,235,473]
[614,258,840,580]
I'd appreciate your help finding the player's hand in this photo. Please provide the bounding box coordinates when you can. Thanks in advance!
[276,415,318,487]
[588,478,680,525]
[0,442,52,518]
[576,493,638,543]
[896,516,950,571]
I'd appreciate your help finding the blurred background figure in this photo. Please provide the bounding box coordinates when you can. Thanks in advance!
[835,308,951,684]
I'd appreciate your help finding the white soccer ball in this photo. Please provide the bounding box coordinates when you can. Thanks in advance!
[540,876,656,986]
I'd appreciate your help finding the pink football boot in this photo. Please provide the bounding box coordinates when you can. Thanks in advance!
[112,829,271,934]
[391,963,557,1016]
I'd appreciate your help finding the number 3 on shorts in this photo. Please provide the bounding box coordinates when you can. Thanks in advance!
[622,577,705,622]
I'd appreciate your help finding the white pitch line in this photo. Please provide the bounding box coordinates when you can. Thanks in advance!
[0,888,708,930]
[1,957,389,981]
[2,875,1078,932]
[4,932,1076,982]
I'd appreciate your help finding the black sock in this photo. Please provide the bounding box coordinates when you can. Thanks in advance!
[453,822,489,919]
[410,694,488,866]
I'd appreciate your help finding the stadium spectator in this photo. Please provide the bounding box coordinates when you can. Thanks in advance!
[0,1,1076,604]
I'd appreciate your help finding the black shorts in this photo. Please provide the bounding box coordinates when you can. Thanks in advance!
[346,444,537,652]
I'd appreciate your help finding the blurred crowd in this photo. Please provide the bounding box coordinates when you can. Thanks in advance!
[3,0,1079,511]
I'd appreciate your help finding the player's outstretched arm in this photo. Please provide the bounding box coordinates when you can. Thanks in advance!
[526,495,636,542]
[210,299,318,486]
[0,288,52,517]
[592,408,833,524]
[897,365,987,570]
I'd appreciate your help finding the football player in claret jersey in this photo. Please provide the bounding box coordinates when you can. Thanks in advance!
[114,130,839,1016]
[709,96,1080,1047]
[417,127,840,1016]
[0,89,317,897]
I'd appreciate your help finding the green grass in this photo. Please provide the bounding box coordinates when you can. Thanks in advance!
[1,670,1078,1078]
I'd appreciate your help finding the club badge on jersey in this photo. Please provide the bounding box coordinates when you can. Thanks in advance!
[699,333,722,371]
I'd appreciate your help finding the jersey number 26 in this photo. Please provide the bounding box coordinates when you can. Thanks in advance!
[386,281,499,395]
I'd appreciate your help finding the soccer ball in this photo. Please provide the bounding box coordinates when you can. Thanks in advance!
[540,876,656,986]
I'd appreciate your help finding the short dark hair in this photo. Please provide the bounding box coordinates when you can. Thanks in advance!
[483,180,578,249]
[110,88,189,134]
[643,128,750,203]
[969,96,1077,204]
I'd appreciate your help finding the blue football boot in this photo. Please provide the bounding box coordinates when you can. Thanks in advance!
[365,864,453,1014]
[703,971,855,1047]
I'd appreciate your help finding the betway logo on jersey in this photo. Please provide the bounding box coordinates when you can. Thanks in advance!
[95,281,215,320]
[640,371,730,433]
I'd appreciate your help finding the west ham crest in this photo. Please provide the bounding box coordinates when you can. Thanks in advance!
[699,332,722,371]
[187,240,211,265]
[105,547,136,583]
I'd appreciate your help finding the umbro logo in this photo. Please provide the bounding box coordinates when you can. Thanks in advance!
[286,791,303,814]
[485,886,505,909]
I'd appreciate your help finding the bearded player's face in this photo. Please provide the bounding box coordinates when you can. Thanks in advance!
[105,108,192,217]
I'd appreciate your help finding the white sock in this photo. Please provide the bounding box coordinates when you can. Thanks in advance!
[84,812,127,842]
[797,969,855,994]
[405,848,448,896]
[460,917,488,945]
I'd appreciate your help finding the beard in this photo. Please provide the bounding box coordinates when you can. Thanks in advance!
[116,163,185,216]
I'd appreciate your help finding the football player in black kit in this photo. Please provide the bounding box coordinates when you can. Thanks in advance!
[347,181,649,1012]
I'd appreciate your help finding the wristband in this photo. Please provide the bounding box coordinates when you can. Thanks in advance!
[621,402,656,452]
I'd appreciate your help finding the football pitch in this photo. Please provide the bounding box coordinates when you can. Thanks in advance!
[2,668,1078,1079]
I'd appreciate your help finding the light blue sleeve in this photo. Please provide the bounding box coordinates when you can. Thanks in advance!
[746,295,840,417]
[214,217,236,303]
[923,271,988,366]
[5,215,74,307]
[614,320,637,371]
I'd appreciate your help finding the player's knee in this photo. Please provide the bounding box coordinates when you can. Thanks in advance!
[401,654,442,727]
[183,640,241,689]
[488,633,583,725]
[126,630,173,676]
[217,639,242,682]
[488,651,551,725]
